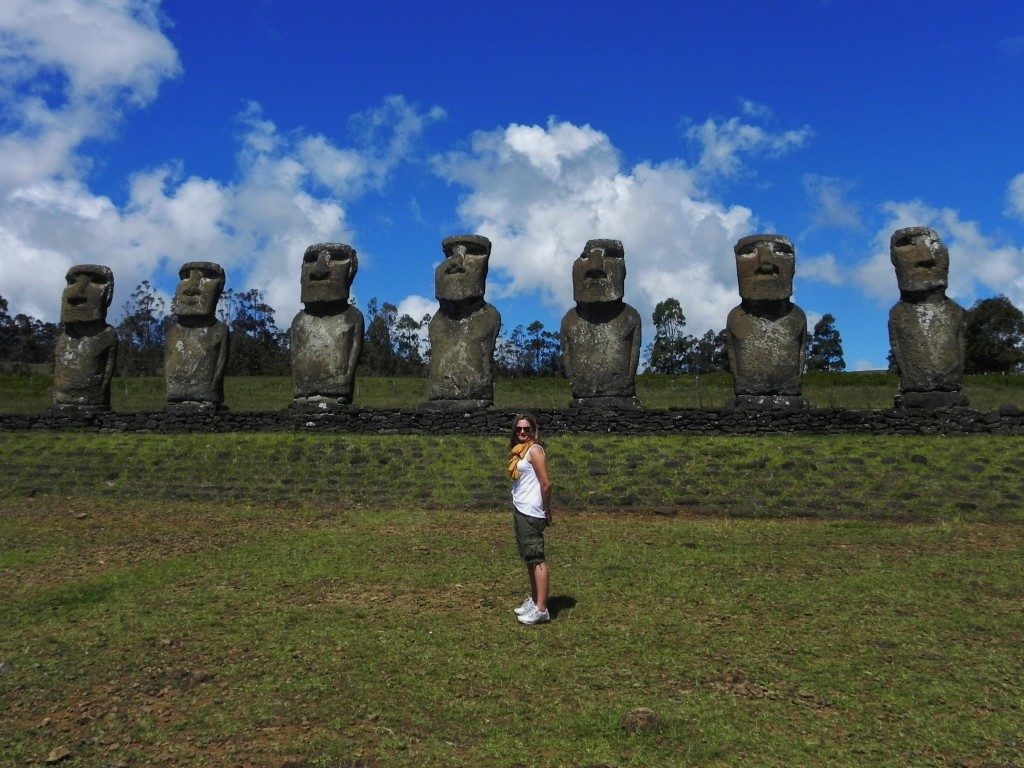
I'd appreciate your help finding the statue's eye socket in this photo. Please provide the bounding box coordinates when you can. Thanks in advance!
[329,254,349,263]
[894,236,915,248]
[90,275,107,285]
[303,254,318,263]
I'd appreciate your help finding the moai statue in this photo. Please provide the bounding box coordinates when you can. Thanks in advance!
[725,234,808,409]
[422,235,501,411]
[888,226,968,409]
[560,239,642,409]
[51,264,118,414]
[290,243,364,411]
[165,262,229,414]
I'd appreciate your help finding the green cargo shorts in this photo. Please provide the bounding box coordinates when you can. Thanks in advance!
[513,509,547,565]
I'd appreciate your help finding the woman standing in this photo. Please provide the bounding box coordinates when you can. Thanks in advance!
[508,413,552,625]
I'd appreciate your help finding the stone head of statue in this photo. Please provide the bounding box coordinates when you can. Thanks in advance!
[734,234,795,302]
[60,264,114,324]
[890,226,949,294]
[436,234,491,302]
[172,261,225,318]
[300,243,358,305]
[573,239,626,304]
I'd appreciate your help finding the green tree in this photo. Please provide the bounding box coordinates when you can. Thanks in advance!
[964,295,1024,373]
[360,299,399,375]
[689,328,729,373]
[646,298,694,373]
[116,281,167,375]
[805,313,846,372]
[219,288,289,375]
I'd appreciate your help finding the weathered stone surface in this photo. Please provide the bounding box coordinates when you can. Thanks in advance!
[888,227,967,408]
[165,262,229,409]
[52,264,117,412]
[560,239,642,407]
[424,235,500,410]
[726,235,807,408]
[290,243,364,407]
[6,406,1024,436]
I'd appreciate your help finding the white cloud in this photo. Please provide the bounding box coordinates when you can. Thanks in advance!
[800,253,845,286]
[803,174,862,231]
[685,115,812,178]
[0,0,181,192]
[0,95,442,324]
[853,358,880,372]
[854,200,1024,307]
[395,294,435,324]
[0,3,444,325]
[434,117,771,340]
[1005,173,1024,220]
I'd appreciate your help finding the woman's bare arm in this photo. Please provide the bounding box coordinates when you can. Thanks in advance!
[529,444,552,522]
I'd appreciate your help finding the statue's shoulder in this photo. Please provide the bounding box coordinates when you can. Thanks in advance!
[480,301,501,323]
[343,303,364,322]
[622,303,642,326]
[98,325,118,345]
[726,304,745,327]
[560,306,580,330]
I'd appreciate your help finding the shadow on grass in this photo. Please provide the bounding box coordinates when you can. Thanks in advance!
[548,594,577,619]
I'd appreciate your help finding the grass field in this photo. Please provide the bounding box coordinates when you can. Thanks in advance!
[3,370,1024,413]
[2,432,1023,767]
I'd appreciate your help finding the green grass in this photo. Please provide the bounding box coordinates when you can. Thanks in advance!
[2,432,1023,523]
[4,371,1024,413]
[1,432,1022,766]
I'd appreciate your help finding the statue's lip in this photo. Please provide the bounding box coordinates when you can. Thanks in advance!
[584,269,607,279]
[754,266,780,276]
[66,295,87,305]
[444,265,467,274]
[914,259,937,268]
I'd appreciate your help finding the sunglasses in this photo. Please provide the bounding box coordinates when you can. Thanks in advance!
[515,426,533,434]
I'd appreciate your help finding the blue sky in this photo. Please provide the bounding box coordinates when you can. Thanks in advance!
[2,0,1023,370]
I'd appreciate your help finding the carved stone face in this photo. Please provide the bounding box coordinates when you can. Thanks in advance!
[300,243,358,304]
[735,234,795,301]
[60,264,114,324]
[890,226,949,293]
[172,262,225,318]
[573,239,626,304]
[436,235,491,302]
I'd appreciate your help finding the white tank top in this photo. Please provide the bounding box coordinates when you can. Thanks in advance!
[511,444,546,518]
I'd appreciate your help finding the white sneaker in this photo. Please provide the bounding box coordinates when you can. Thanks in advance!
[513,596,536,615]
[517,606,550,625]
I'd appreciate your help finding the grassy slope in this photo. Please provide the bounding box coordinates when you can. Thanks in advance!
[3,371,1024,412]
[1,432,1023,766]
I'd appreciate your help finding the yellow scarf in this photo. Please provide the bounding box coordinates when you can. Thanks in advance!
[508,440,534,480]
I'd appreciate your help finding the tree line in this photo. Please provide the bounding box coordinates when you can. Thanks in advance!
[3,285,1024,376]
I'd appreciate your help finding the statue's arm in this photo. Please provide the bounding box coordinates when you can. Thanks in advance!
[559,313,573,376]
[725,309,739,376]
[797,312,807,374]
[482,307,500,360]
[628,309,642,376]
[348,309,365,376]
[887,310,903,375]
[215,323,230,384]
[103,329,118,389]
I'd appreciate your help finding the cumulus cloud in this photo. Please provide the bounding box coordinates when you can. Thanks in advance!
[395,294,435,324]
[0,95,442,324]
[1005,173,1024,220]
[803,174,862,232]
[0,0,442,323]
[434,116,781,339]
[685,115,812,178]
[799,253,846,286]
[0,0,181,192]
[854,200,1024,307]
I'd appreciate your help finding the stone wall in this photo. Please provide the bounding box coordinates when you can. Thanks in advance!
[3,406,1024,436]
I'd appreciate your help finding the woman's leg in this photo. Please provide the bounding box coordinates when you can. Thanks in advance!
[530,561,548,612]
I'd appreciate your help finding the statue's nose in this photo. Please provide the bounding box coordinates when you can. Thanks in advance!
[756,244,774,264]
[311,251,330,277]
